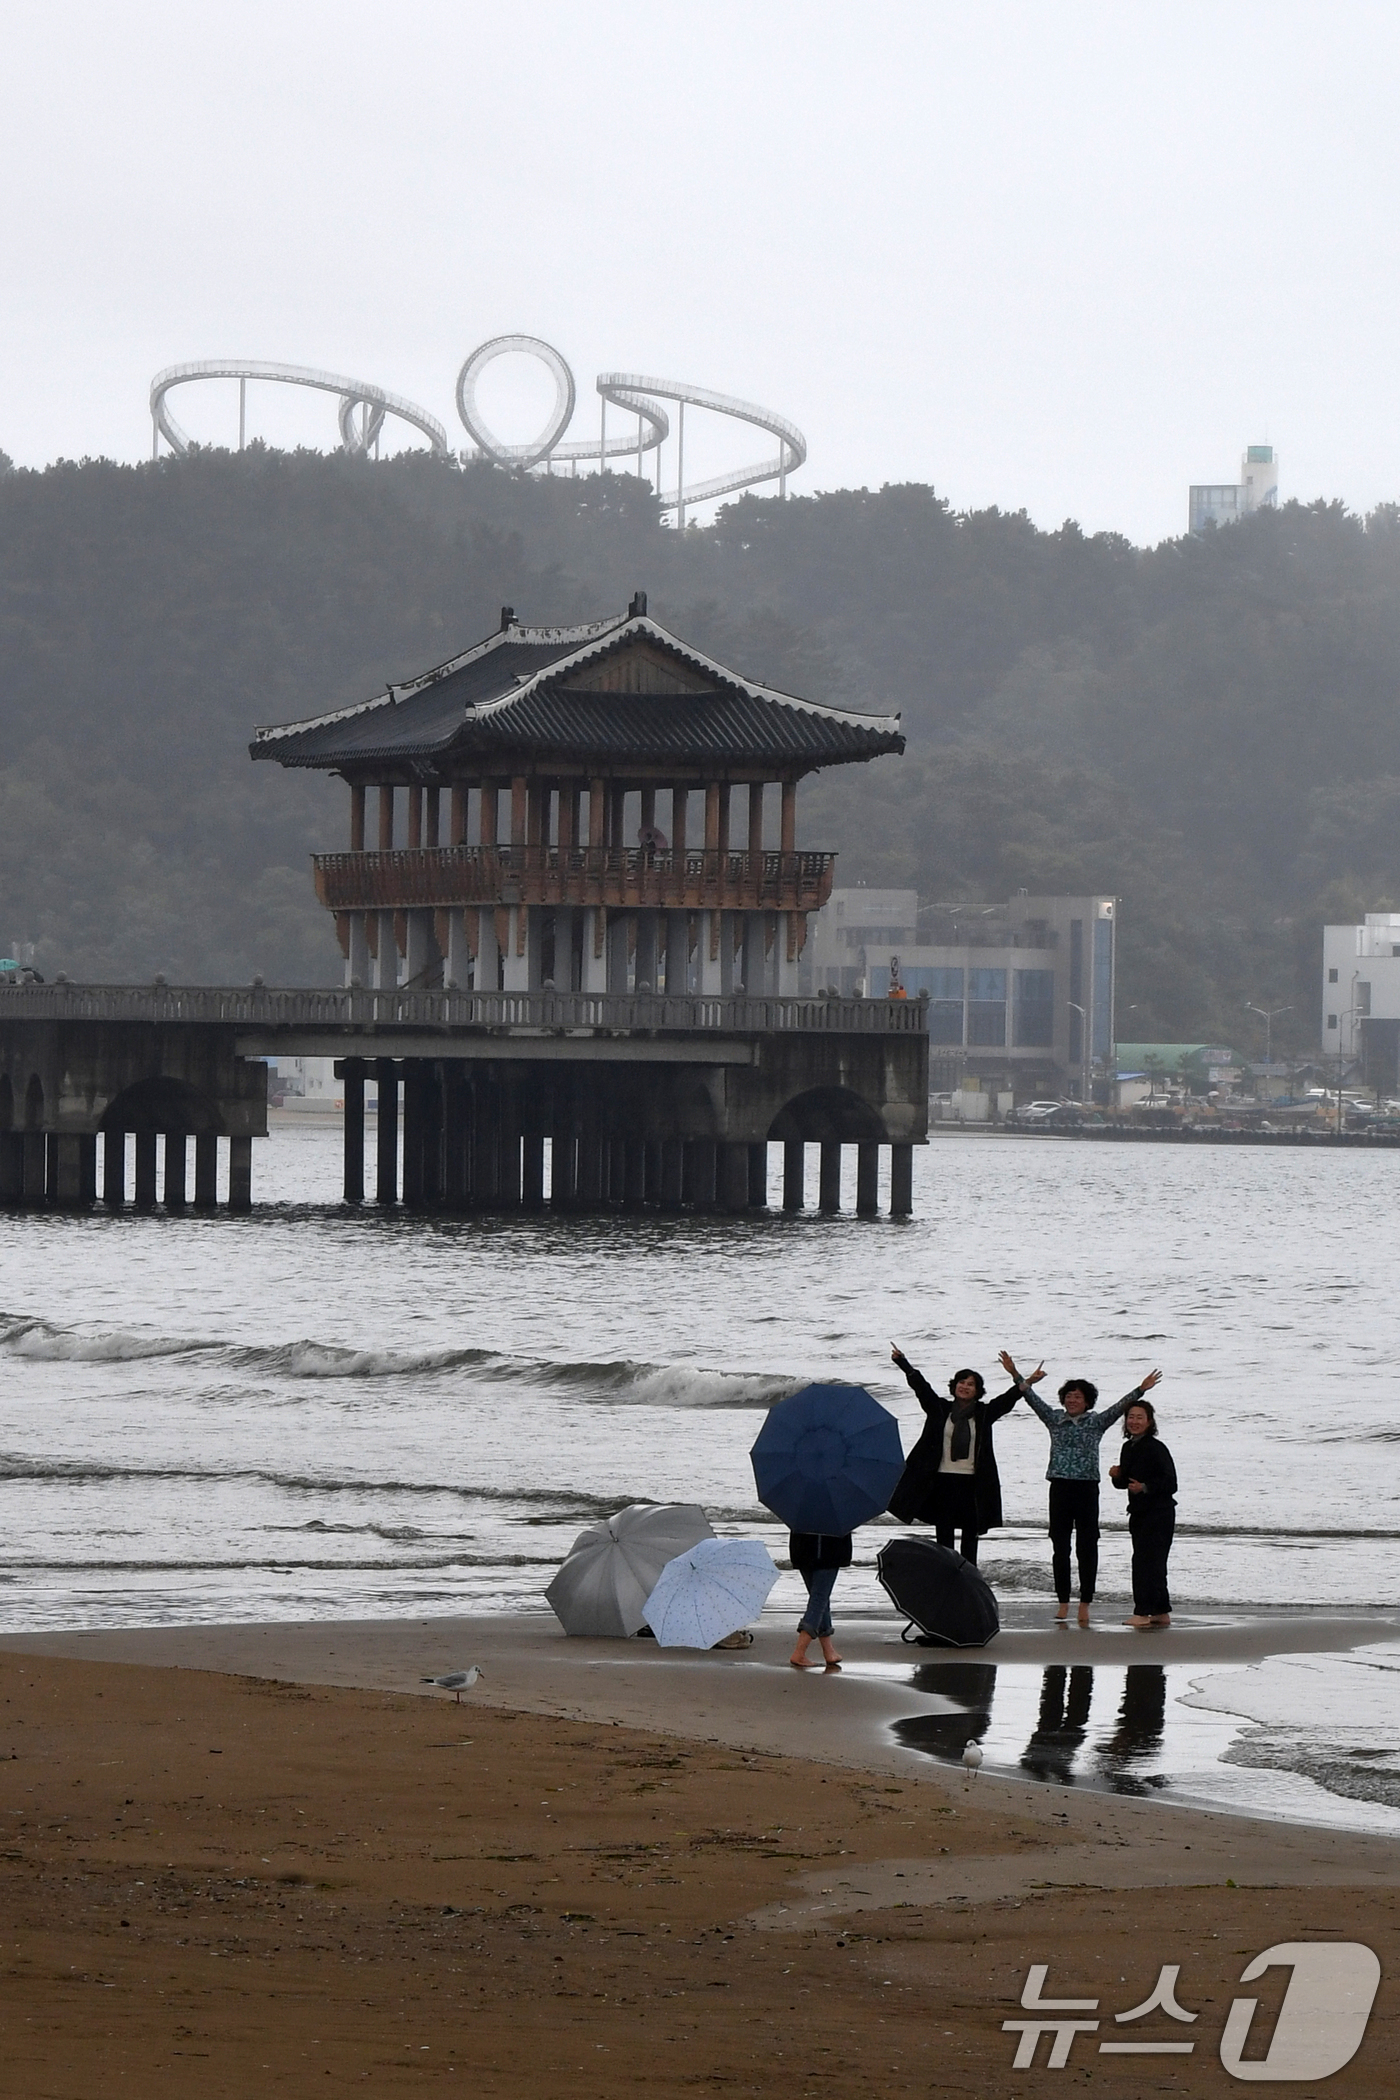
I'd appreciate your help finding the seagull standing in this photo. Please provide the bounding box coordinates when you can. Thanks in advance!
[421,1666,484,1703]
[961,1741,983,1777]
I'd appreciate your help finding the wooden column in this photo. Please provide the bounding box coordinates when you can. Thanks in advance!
[818,1140,842,1213]
[375,1059,399,1204]
[425,787,441,847]
[342,1059,365,1204]
[890,1144,914,1217]
[671,786,688,858]
[748,781,765,860]
[716,784,731,857]
[783,1139,805,1211]
[134,1129,157,1209]
[704,782,721,851]
[164,1132,188,1210]
[350,783,366,852]
[511,776,528,845]
[228,1135,253,1213]
[780,779,797,854]
[102,1128,126,1207]
[558,785,577,851]
[194,1133,219,1209]
[450,784,469,846]
[747,1142,768,1208]
[856,1141,880,1216]
[378,785,395,851]
[588,779,606,847]
[407,786,423,848]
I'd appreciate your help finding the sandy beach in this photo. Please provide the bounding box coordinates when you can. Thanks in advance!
[0,1609,1396,2097]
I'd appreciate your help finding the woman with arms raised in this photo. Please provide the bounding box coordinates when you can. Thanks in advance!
[887,1346,1042,1563]
[1001,1351,1162,1625]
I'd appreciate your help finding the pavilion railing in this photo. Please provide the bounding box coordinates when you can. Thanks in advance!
[0,983,931,1036]
[311,844,838,915]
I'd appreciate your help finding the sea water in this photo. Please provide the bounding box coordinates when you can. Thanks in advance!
[2,1125,1396,1631]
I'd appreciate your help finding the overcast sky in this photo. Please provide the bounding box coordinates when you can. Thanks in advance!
[3,1,1398,543]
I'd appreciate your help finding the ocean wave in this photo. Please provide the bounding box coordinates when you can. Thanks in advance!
[0,1310,796,1406]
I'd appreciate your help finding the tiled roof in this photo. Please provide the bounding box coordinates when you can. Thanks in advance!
[250,612,903,773]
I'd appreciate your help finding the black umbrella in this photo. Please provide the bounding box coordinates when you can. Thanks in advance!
[876,1536,1000,1648]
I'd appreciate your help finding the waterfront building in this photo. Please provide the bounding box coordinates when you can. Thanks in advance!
[1323,911,1400,1092]
[803,886,1116,1102]
[1189,443,1279,534]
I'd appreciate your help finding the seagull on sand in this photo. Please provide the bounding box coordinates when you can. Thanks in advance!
[421,1667,484,1703]
[961,1742,983,1776]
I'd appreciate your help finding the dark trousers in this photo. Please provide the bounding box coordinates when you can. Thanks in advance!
[1048,1480,1099,1602]
[1129,1505,1175,1617]
[931,1473,980,1563]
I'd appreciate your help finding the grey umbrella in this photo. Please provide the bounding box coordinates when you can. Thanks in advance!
[545,1503,716,1637]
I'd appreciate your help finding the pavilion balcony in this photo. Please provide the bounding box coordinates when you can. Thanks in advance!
[311,844,838,916]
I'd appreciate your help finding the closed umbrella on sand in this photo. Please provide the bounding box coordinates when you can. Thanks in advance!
[876,1536,1000,1648]
[546,1504,716,1638]
[643,1537,779,1650]
[750,1383,905,1533]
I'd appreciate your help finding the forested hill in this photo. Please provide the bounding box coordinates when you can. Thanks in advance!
[1,444,1397,1047]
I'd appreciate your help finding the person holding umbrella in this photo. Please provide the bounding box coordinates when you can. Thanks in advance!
[887,1346,1038,1563]
[1002,1351,1162,1625]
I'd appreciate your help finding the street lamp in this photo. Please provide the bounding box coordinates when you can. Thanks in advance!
[1066,1001,1088,1106]
[1245,1002,1292,1076]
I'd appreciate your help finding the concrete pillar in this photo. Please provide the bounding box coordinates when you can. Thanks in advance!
[377,911,399,990]
[375,1059,399,1204]
[741,915,767,996]
[819,1140,842,1213]
[634,913,659,992]
[134,1129,157,1209]
[0,1132,23,1203]
[402,1063,426,1206]
[405,911,433,988]
[783,1140,805,1211]
[194,1133,219,1209]
[576,1126,603,1205]
[747,1142,768,1208]
[102,1129,126,1207]
[660,1137,684,1207]
[581,909,609,994]
[474,907,500,993]
[550,1121,576,1205]
[718,1141,748,1212]
[164,1132,188,1210]
[79,1135,98,1206]
[471,1085,499,1205]
[665,912,690,997]
[607,1136,627,1202]
[685,1139,717,1209]
[623,1138,647,1207]
[228,1134,253,1212]
[21,1133,47,1204]
[890,1143,914,1217]
[348,914,370,987]
[446,911,471,991]
[442,1072,469,1208]
[856,1141,880,1216]
[522,1133,545,1207]
[644,1138,664,1204]
[53,1134,84,1207]
[342,1060,365,1204]
[605,914,630,994]
[697,913,724,996]
[44,1136,58,1203]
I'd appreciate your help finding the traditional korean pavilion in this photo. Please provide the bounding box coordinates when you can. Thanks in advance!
[251,595,904,997]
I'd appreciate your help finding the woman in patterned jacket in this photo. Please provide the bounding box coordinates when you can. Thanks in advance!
[999,1350,1162,1625]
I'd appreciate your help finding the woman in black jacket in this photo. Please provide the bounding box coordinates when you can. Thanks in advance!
[887,1346,1040,1562]
[1109,1398,1177,1626]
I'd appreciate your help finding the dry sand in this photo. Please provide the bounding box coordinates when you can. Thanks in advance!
[0,1611,1397,2097]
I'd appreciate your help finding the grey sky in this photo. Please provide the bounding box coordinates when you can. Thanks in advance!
[3,0,1397,543]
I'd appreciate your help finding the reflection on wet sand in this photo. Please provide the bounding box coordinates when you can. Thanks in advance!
[891,1661,1171,1795]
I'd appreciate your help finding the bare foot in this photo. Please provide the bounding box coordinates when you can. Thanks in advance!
[1150,1614,1172,1626]
[1055,1601,1070,1620]
[790,1634,814,1668]
[1077,1602,1091,1627]
[819,1642,843,1665]
[1125,1615,1153,1627]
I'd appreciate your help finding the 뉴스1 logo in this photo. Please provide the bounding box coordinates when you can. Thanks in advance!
[1004,1943,1381,2081]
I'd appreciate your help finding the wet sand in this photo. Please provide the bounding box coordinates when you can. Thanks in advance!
[0,1611,1397,2096]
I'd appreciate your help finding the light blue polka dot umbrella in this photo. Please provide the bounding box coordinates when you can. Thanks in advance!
[642,1537,779,1649]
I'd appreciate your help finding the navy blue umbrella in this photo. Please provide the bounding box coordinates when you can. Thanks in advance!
[750,1383,905,1534]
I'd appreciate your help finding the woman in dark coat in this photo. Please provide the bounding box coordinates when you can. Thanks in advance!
[887,1345,1040,1562]
[1109,1397,1177,1626]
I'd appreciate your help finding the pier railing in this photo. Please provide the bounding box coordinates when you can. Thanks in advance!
[0,983,930,1036]
[312,844,838,915]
